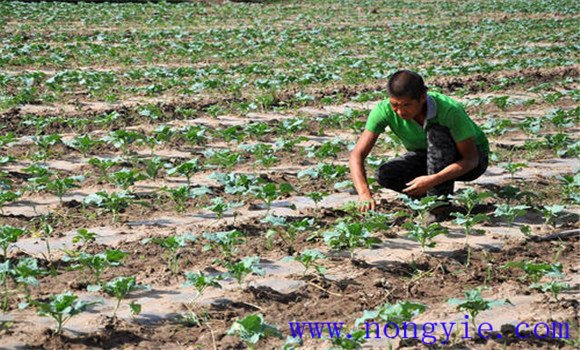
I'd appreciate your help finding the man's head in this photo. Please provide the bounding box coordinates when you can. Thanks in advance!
[387,70,428,120]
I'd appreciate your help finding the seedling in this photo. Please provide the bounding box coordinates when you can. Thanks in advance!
[141,233,197,274]
[448,288,511,330]
[251,182,294,215]
[88,157,120,182]
[71,228,97,251]
[261,215,315,251]
[400,194,447,226]
[330,329,367,350]
[204,196,243,220]
[501,260,563,283]
[162,186,191,213]
[166,158,201,188]
[355,301,426,329]
[109,168,145,190]
[11,257,45,307]
[62,249,128,285]
[45,175,84,203]
[493,204,529,227]
[558,174,580,204]
[306,191,327,211]
[65,135,101,157]
[323,221,381,259]
[292,249,326,275]
[142,156,165,179]
[32,134,62,160]
[530,281,571,301]
[83,190,139,223]
[203,148,244,170]
[225,256,265,286]
[540,204,566,227]
[227,314,282,350]
[297,163,348,187]
[32,292,98,334]
[102,276,148,317]
[101,130,145,155]
[0,190,20,215]
[203,230,245,262]
[449,188,493,266]
[499,161,526,181]
[403,221,448,253]
[0,225,27,258]
[182,271,222,299]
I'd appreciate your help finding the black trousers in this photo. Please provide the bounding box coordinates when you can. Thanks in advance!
[376,125,488,197]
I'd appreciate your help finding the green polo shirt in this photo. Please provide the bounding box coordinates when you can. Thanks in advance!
[365,92,489,153]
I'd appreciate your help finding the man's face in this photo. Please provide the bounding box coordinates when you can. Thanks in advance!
[389,95,426,120]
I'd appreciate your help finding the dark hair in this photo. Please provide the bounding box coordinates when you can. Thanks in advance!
[387,70,428,100]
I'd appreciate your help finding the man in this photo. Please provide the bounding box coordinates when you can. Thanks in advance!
[349,70,489,216]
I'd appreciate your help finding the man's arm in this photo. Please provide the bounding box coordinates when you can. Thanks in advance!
[349,130,380,211]
[403,137,479,197]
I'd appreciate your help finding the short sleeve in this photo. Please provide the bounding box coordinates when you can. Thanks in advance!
[365,102,389,134]
[448,106,477,142]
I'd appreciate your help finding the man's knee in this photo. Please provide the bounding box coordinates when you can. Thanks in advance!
[376,162,405,192]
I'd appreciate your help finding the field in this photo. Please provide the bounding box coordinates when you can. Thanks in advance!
[0,0,579,349]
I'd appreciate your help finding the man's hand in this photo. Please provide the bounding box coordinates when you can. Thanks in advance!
[358,192,376,212]
[403,175,436,197]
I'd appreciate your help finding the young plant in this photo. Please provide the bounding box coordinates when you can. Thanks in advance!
[203,148,244,170]
[261,215,315,252]
[88,157,120,182]
[33,292,97,334]
[62,249,128,285]
[529,281,571,301]
[323,221,381,259]
[109,168,145,190]
[141,233,197,274]
[45,175,84,203]
[0,225,27,258]
[0,190,20,215]
[540,204,566,227]
[162,186,191,213]
[11,257,46,307]
[292,249,326,276]
[354,301,427,332]
[182,271,222,299]
[403,221,448,253]
[493,204,529,227]
[72,228,98,251]
[32,134,62,160]
[558,174,580,204]
[227,314,282,350]
[251,182,294,215]
[306,191,327,211]
[101,130,145,155]
[449,188,493,266]
[102,276,148,317]
[448,288,511,330]
[401,194,447,226]
[142,156,165,180]
[501,260,563,283]
[204,197,243,221]
[166,158,201,188]
[203,230,245,262]
[499,161,526,182]
[83,190,138,223]
[225,256,265,286]
[0,261,11,311]
[65,134,101,157]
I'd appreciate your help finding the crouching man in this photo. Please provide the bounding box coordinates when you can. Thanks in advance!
[349,70,489,217]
